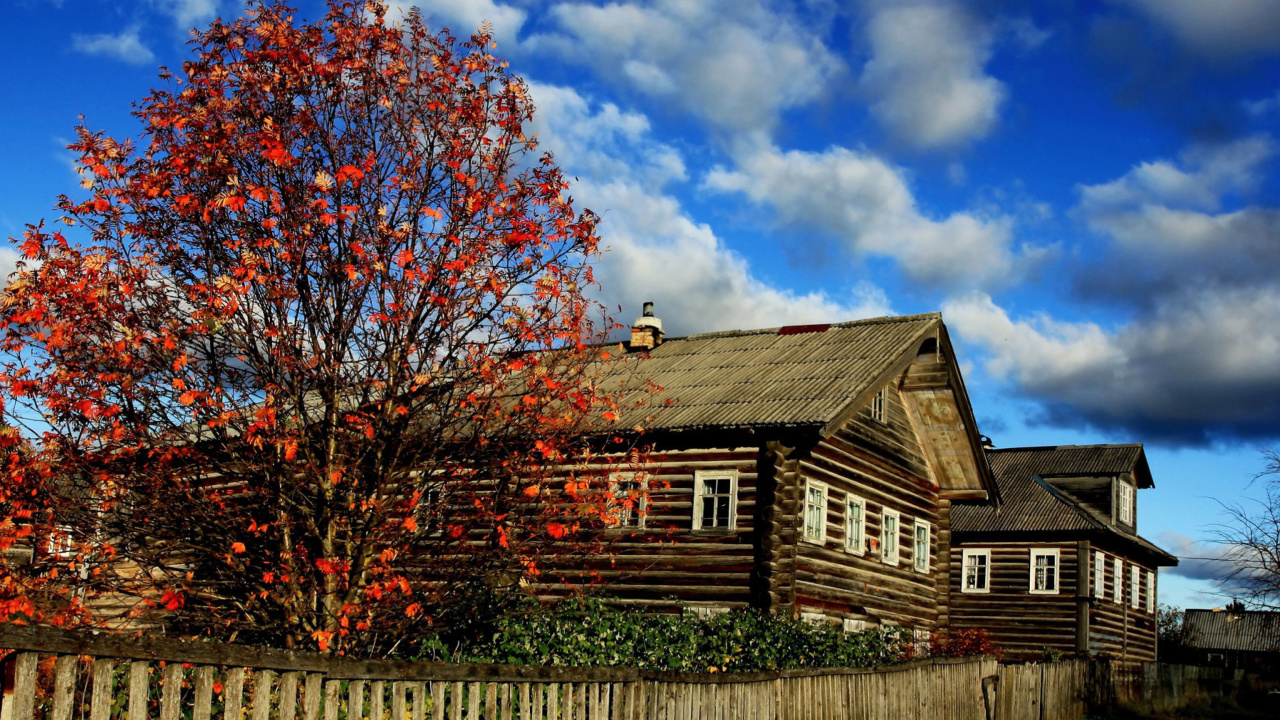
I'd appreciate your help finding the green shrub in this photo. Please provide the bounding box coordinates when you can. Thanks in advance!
[406,596,962,672]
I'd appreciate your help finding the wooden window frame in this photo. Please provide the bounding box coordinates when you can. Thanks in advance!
[962,549,990,593]
[607,472,648,530]
[912,519,931,574]
[870,387,887,424]
[881,509,900,566]
[692,469,738,531]
[1130,565,1141,609]
[1093,550,1105,600]
[1117,481,1135,525]
[1030,548,1060,594]
[842,617,869,633]
[802,479,828,544]
[1114,558,1123,604]
[1147,570,1156,613]
[845,494,866,555]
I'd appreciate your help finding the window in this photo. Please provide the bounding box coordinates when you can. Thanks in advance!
[800,611,829,625]
[686,605,729,620]
[1030,548,1059,594]
[870,387,887,423]
[1093,551,1105,599]
[692,470,737,530]
[881,509,900,565]
[962,549,990,593]
[842,617,868,633]
[608,473,647,529]
[1118,482,1134,525]
[1114,559,1123,604]
[1130,565,1141,608]
[1146,571,1156,613]
[845,495,866,555]
[913,628,931,657]
[913,520,931,574]
[803,480,828,543]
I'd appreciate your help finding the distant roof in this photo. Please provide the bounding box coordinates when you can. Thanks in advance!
[605,313,943,434]
[952,444,1175,565]
[985,444,1154,488]
[1183,609,1280,653]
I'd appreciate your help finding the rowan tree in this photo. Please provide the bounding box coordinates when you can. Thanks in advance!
[1212,449,1280,610]
[0,0,632,653]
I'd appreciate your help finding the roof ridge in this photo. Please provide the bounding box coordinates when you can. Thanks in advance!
[987,443,1143,453]
[676,312,940,342]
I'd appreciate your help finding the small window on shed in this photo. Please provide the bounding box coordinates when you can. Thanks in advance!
[870,387,887,423]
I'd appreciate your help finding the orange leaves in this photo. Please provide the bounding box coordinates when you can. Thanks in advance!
[602,411,618,422]
[402,516,418,533]
[334,165,364,184]
[230,542,246,554]
[422,207,443,220]
[546,522,566,539]
[178,391,199,406]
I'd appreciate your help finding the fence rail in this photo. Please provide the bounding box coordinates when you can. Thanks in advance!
[4,624,1248,720]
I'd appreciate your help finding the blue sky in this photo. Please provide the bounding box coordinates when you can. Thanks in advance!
[4,0,1280,610]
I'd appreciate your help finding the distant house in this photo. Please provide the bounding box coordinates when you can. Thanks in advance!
[948,444,1178,662]
[1182,608,1280,670]
[556,309,999,636]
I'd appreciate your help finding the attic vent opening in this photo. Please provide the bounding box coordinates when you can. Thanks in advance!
[779,323,830,336]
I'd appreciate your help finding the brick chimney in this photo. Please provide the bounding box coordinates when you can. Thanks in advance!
[629,301,663,351]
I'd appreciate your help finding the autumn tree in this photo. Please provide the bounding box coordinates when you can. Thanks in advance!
[1212,449,1280,610]
[0,0,629,653]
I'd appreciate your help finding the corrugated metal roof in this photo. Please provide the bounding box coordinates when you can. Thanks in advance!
[1183,609,1280,653]
[601,313,940,432]
[952,444,1175,564]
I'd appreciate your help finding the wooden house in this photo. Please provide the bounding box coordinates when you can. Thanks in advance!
[1182,608,1280,670]
[948,444,1178,663]
[557,310,999,636]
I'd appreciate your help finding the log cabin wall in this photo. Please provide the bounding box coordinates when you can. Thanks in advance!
[790,381,945,631]
[948,541,1081,661]
[548,446,765,615]
[1086,546,1158,663]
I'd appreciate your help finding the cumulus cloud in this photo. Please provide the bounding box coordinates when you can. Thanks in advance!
[71,27,155,65]
[944,288,1280,444]
[1076,136,1280,292]
[1116,0,1280,60]
[858,1,1006,150]
[521,82,890,335]
[386,0,527,48]
[0,247,20,289]
[589,182,893,335]
[147,0,219,30]
[1159,532,1234,584]
[526,0,843,136]
[705,144,1044,289]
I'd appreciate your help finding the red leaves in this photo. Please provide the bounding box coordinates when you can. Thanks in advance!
[546,523,566,539]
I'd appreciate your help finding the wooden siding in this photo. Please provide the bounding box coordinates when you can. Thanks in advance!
[790,383,945,630]
[532,447,764,614]
[948,541,1159,662]
[948,541,1081,660]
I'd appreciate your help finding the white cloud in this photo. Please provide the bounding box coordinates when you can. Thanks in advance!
[71,27,156,65]
[0,246,20,289]
[1117,0,1280,60]
[588,181,892,336]
[1245,89,1280,117]
[527,0,843,136]
[147,0,219,30]
[945,288,1280,443]
[1077,136,1280,284]
[858,1,1006,150]
[705,144,1040,289]
[386,0,528,48]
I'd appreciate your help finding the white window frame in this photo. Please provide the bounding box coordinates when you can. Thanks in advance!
[1147,570,1156,613]
[1093,550,1105,599]
[881,509,900,565]
[1118,481,1134,525]
[1130,565,1141,609]
[802,479,828,544]
[800,611,828,625]
[912,519,931,574]
[842,617,868,633]
[1114,558,1123,604]
[845,494,866,555]
[607,473,647,529]
[686,605,730,620]
[692,469,738,531]
[962,549,990,593]
[1030,548,1060,594]
[870,387,887,423]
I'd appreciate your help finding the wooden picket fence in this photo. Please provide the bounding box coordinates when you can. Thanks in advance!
[1,624,1106,720]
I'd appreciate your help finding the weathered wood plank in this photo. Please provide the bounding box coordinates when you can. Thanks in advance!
[51,655,78,720]
[225,669,247,720]
[193,667,215,720]
[252,669,275,720]
[160,662,184,720]
[8,652,39,720]
[90,659,115,720]
[391,682,406,720]
[304,674,325,720]
[128,661,150,720]
[324,680,341,720]
[280,672,301,720]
